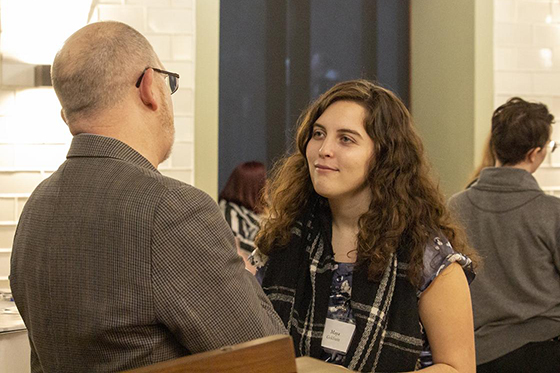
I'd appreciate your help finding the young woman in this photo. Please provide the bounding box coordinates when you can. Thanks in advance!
[252,80,477,372]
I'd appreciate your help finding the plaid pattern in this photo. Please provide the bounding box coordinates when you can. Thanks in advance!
[10,134,286,373]
[261,195,422,372]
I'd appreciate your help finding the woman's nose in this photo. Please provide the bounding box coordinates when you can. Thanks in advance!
[318,139,334,158]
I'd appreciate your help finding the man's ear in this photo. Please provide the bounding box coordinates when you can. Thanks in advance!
[60,109,68,125]
[526,147,541,163]
[138,68,159,112]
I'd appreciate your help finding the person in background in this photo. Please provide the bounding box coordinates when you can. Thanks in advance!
[10,21,285,373]
[465,134,494,189]
[252,79,477,372]
[219,161,267,256]
[449,97,560,373]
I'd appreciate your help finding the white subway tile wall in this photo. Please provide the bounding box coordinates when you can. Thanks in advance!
[0,2,196,288]
[495,47,518,70]
[494,0,560,192]
[0,198,15,222]
[534,72,560,94]
[0,249,11,277]
[533,24,560,46]
[171,88,195,116]
[170,142,194,169]
[171,35,194,61]
[495,0,516,23]
[98,6,146,32]
[494,71,533,93]
[514,48,540,69]
[0,173,46,194]
[1,62,35,87]
[16,197,27,218]
[174,116,194,142]
[517,2,551,23]
[147,8,194,34]
[172,0,194,8]
[0,145,15,168]
[159,169,193,185]
[495,23,533,45]
[127,0,171,6]
[0,91,15,115]
[0,226,15,254]
[146,34,172,61]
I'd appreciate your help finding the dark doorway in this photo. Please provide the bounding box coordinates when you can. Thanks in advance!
[219,0,410,192]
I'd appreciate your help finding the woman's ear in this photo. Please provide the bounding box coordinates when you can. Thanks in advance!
[137,68,159,112]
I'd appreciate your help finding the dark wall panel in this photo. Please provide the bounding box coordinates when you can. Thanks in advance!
[219,0,267,192]
[219,1,410,192]
[377,0,410,106]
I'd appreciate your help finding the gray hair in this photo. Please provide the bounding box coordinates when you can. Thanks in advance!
[52,21,158,123]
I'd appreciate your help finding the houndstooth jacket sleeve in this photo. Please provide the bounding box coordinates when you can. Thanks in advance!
[151,185,286,352]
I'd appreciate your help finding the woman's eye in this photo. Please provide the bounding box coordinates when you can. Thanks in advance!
[312,130,324,138]
[341,136,353,143]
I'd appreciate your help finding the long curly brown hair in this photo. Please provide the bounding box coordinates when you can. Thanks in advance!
[256,80,477,286]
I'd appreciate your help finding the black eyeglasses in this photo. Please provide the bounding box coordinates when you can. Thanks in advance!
[135,67,180,95]
[549,140,557,153]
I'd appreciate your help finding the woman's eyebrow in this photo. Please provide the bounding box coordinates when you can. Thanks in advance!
[313,123,364,139]
[337,128,363,139]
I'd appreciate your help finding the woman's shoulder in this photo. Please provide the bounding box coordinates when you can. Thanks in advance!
[418,235,475,295]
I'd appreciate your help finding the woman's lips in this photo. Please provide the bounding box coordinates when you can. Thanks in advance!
[314,163,338,171]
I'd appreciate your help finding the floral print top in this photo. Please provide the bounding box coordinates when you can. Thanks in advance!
[320,262,356,364]
[320,236,474,368]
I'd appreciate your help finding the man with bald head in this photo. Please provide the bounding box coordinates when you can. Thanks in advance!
[10,21,285,373]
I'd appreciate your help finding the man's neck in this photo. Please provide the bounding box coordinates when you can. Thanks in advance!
[69,112,163,168]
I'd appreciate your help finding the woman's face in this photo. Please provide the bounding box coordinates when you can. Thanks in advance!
[305,100,374,204]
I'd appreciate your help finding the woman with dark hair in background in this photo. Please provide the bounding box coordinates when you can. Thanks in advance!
[252,80,477,372]
[219,161,267,257]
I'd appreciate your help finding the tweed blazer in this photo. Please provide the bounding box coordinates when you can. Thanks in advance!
[10,134,286,373]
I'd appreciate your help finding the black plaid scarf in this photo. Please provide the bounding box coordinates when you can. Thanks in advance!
[261,195,423,372]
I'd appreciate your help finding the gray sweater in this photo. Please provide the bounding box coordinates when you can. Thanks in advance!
[449,167,560,365]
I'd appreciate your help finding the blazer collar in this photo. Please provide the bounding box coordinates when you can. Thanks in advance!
[66,133,158,172]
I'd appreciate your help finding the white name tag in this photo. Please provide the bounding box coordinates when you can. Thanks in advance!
[321,318,356,353]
